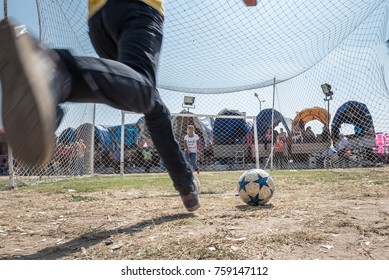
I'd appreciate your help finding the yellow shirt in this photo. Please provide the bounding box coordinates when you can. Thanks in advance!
[88,0,164,18]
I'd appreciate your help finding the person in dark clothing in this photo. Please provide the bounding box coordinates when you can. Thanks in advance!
[0,0,199,211]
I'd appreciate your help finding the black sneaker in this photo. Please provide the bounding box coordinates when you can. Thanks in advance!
[180,177,200,212]
[0,19,68,166]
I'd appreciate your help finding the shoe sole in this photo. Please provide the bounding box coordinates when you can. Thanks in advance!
[0,19,56,166]
[186,177,201,212]
[186,203,200,212]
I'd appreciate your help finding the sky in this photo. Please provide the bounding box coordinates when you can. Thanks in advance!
[1,0,389,135]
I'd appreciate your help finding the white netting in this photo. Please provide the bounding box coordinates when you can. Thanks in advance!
[160,0,388,93]
[1,0,389,185]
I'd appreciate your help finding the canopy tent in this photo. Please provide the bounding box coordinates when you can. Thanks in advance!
[331,101,375,138]
[255,109,292,143]
[171,110,213,149]
[94,125,112,151]
[292,107,329,130]
[109,124,140,149]
[58,127,77,145]
[213,109,252,145]
[75,123,112,152]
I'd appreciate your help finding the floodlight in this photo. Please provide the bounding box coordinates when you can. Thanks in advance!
[321,83,333,98]
[182,96,195,111]
[321,84,334,131]
[183,96,195,106]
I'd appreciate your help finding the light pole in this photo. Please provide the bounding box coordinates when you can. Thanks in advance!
[254,93,265,112]
[321,84,333,129]
[321,84,334,146]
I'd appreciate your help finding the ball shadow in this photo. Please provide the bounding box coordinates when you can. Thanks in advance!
[235,203,274,211]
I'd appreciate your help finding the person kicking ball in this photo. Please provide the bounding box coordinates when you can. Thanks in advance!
[0,0,199,212]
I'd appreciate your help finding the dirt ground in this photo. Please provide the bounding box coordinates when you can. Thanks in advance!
[0,167,388,260]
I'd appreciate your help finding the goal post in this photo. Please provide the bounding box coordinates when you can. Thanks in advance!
[120,110,262,173]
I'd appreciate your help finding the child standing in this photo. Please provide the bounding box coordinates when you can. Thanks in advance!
[184,125,200,174]
[274,135,285,169]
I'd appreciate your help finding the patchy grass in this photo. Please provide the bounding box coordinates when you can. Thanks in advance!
[70,194,103,202]
[12,174,173,193]
[0,167,389,260]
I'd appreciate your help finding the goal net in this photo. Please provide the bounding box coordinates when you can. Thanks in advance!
[1,0,388,186]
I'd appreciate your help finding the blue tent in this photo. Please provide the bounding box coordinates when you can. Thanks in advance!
[255,109,291,142]
[213,109,252,145]
[94,125,112,152]
[75,123,112,152]
[58,127,76,144]
[331,101,374,138]
[109,123,140,149]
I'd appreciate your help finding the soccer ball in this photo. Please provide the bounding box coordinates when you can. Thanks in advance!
[237,169,275,206]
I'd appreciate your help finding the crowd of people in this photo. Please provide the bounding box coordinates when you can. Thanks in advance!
[260,124,351,169]
[1,123,354,176]
[55,139,87,175]
[0,121,352,176]
[292,121,331,144]
[126,122,351,171]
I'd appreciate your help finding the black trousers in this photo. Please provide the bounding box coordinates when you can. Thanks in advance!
[55,0,193,193]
